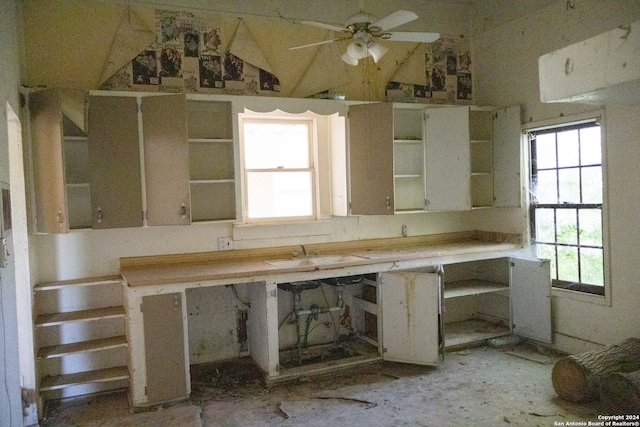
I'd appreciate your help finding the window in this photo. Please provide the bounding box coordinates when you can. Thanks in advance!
[528,121,604,295]
[241,117,317,221]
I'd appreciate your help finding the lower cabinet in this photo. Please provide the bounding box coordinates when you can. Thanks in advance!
[142,293,188,404]
[442,257,551,350]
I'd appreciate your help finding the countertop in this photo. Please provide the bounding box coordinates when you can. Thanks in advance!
[119,231,521,287]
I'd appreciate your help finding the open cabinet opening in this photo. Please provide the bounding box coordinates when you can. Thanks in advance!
[276,274,380,378]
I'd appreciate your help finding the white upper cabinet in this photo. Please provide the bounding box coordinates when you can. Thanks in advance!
[424,107,471,211]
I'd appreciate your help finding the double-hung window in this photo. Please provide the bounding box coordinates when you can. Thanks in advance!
[241,117,317,221]
[528,120,605,295]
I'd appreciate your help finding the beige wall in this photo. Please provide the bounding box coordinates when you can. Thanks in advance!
[471,0,640,352]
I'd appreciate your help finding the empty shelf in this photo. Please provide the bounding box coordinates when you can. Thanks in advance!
[35,306,126,327]
[38,336,128,359]
[444,279,509,298]
[34,275,124,291]
[40,366,130,391]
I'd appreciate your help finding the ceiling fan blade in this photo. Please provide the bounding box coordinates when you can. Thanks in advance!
[372,10,418,31]
[299,20,347,33]
[385,31,440,43]
[288,38,342,50]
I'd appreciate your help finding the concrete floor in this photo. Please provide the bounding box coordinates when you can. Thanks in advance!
[40,343,602,427]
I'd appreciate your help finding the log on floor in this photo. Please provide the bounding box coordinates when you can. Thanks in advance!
[600,370,640,415]
[551,338,640,402]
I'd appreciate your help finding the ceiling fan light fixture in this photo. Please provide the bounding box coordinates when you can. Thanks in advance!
[341,52,359,66]
[368,41,388,63]
[346,39,369,60]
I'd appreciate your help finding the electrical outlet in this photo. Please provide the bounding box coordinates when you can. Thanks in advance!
[218,237,234,251]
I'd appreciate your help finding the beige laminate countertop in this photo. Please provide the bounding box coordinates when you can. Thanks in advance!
[120,231,522,287]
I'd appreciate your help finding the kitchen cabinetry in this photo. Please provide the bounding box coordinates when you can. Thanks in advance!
[442,257,551,350]
[142,95,191,226]
[469,105,522,208]
[142,293,188,404]
[88,95,143,229]
[348,103,521,215]
[378,269,440,365]
[29,90,70,233]
[350,102,468,214]
[33,276,129,401]
[187,100,236,221]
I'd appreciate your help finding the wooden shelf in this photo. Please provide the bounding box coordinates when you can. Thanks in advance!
[40,366,130,391]
[35,306,126,327]
[444,319,510,350]
[34,275,124,292]
[444,279,509,299]
[38,336,128,359]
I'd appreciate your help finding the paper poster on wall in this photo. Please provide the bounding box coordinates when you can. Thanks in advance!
[100,9,280,96]
[385,35,471,104]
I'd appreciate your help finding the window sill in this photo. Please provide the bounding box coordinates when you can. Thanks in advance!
[551,286,611,306]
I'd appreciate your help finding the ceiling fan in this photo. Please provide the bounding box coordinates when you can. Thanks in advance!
[289,9,440,65]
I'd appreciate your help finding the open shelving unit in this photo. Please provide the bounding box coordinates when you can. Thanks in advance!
[187,100,236,221]
[442,258,511,350]
[33,276,130,399]
[393,106,425,213]
[469,109,494,208]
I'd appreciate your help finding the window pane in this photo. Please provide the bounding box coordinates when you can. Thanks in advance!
[581,166,602,203]
[580,127,601,166]
[557,129,580,167]
[556,208,577,245]
[244,122,309,169]
[535,133,557,169]
[246,171,312,218]
[580,247,604,286]
[536,243,557,280]
[534,208,555,243]
[558,246,579,283]
[533,170,557,203]
[579,209,602,246]
[558,168,580,203]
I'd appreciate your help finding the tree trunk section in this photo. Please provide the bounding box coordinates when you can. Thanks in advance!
[600,370,640,414]
[551,338,640,402]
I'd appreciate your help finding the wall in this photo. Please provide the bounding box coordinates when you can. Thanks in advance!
[471,0,640,352]
[0,0,33,425]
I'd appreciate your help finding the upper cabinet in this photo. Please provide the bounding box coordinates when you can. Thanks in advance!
[187,100,236,222]
[142,95,191,226]
[348,102,521,215]
[29,90,69,233]
[88,95,143,229]
[28,91,238,232]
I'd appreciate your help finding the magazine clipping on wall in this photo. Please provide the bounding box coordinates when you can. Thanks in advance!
[385,35,472,105]
[101,9,281,96]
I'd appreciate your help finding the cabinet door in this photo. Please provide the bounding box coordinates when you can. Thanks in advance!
[379,271,440,365]
[510,257,552,343]
[143,293,188,404]
[424,107,471,211]
[142,95,190,226]
[493,105,522,207]
[29,90,69,233]
[88,96,143,229]
[349,103,394,215]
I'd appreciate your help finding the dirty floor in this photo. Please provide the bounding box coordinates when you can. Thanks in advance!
[40,343,602,427]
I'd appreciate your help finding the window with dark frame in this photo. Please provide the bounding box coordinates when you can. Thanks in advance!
[528,121,604,295]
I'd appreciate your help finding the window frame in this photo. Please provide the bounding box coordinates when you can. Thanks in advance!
[524,111,610,305]
[239,114,320,223]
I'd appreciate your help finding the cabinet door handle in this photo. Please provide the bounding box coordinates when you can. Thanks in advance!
[180,203,187,219]
[386,196,391,210]
[97,207,103,223]
[57,209,65,225]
